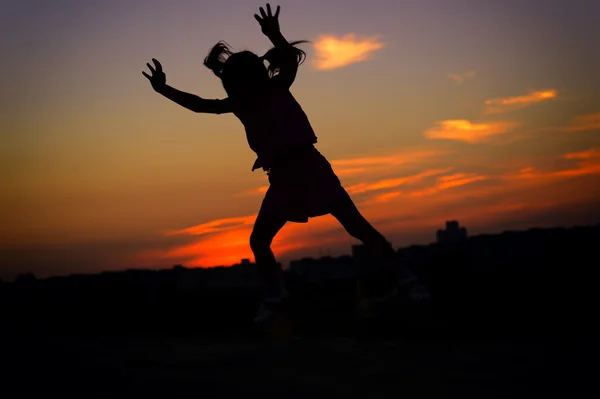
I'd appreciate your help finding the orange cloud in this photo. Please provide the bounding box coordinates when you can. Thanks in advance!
[448,70,476,85]
[509,111,600,143]
[538,112,600,134]
[139,150,600,270]
[484,89,558,115]
[139,142,600,271]
[514,149,600,180]
[331,150,445,168]
[553,162,600,177]
[436,173,488,190]
[239,150,447,198]
[408,173,488,197]
[333,167,368,177]
[562,148,600,160]
[346,168,451,195]
[566,112,600,132]
[312,34,385,71]
[370,192,401,203]
[163,227,256,266]
[168,215,256,236]
[145,212,354,268]
[424,120,519,143]
[237,186,269,197]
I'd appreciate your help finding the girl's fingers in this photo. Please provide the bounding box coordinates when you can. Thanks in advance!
[266,3,272,17]
[254,14,263,24]
[274,5,280,18]
[146,63,155,74]
[152,58,162,72]
[142,71,151,80]
[259,6,267,19]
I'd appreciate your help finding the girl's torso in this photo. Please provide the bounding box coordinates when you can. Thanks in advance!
[231,84,318,170]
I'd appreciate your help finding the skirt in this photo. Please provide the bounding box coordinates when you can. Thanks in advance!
[258,145,351,223]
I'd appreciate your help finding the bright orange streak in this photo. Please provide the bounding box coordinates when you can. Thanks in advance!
[552,161,600,177]
[167,227,255,266]
[437,175,487,190]
[346,168,451,194]
[370,192,401,203]
[438,173,467,182]
[563,148,599,159]
[484,89,558,114]
[168,215,255,236]
[330,150,444,167]
[424,120,519,142]
[407,173,487,196]
[485,89,557,106]
[333,167,368,177]
[237,186,269,196]
[514,151,600,180]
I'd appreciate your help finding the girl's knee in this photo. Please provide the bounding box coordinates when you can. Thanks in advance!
[249,214,285,254]
[249,231,272,253]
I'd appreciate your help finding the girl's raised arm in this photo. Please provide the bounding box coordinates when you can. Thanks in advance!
[158,85,232,114]
[254,4,299,89]
[143,58,232,114]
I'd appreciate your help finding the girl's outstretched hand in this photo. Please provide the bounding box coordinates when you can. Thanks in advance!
[254,3,281,37]
[142,58,166,93]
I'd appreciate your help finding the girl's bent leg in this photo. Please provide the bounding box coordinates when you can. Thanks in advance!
[329,194,398,267]
[250,212,287,300]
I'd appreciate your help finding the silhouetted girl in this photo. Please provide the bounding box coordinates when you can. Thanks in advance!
[143,3,429,324]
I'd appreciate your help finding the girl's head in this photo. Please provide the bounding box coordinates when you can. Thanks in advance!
[203,40,308,100]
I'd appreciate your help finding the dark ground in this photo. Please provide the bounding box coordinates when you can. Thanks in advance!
[1,331,596,398]
[2,225,599,398]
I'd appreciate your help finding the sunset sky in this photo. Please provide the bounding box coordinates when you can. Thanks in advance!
[2,0,600,280]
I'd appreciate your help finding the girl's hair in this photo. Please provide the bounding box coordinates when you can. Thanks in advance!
[262,40,309,78]
[203,40,309,80]
[203,41,234,78]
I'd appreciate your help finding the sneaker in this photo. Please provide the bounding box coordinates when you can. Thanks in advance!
[356,280,400,320]
[395,266,431,303]
[253,288,289,325]
[397,276,431,303]
[253,301,278,324]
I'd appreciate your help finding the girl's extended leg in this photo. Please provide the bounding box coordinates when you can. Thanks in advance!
[330,194,430,301]
[250,211,287,303]
[331,197,396,264]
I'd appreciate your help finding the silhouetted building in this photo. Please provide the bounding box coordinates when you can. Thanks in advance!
[352,242,392,260]
[352,244,369,260]
[289,257,318,280]
[289,255,356,282]
[15,272,36,284]
[437,220,468,244]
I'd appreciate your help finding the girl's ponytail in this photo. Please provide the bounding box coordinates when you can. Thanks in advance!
[261,40,309,78]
